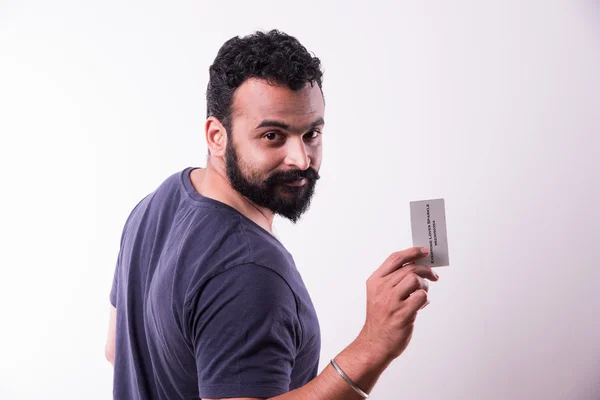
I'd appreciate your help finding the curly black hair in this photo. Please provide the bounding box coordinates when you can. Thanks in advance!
[206,29,324,136]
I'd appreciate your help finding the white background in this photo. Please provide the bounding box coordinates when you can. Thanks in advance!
[1,1,599,399]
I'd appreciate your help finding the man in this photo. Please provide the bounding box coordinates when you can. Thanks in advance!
[106,29,439,400]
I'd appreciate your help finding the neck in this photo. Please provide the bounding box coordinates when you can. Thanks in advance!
[190,158,275,234]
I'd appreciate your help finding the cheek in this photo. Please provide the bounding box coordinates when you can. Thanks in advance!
[244,147,284,177]
[309,146,322,168]
[250,144,286,165]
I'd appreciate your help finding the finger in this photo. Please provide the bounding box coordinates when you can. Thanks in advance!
[374,247,429,278]
[393,273,430,300]
[388,265,439,287]
[404,289,429,313]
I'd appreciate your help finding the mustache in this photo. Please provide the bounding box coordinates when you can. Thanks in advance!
[264,167,320,186]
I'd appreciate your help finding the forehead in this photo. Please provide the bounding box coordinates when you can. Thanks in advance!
[231,78,324,124]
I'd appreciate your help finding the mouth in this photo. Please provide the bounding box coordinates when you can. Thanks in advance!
[283,178,307,187]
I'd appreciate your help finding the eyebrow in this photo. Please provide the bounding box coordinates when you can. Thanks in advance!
[255,117,325,133]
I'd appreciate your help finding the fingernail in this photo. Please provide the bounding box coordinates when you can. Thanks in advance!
[433,271,439,279]
[420,247,429,255]
[420,301,430,310]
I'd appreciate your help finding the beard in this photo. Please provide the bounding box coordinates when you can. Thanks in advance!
[225,139,320,223]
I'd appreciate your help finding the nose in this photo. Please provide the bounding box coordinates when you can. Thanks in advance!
[283,138,311,170]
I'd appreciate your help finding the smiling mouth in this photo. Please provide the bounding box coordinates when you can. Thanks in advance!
[283,178,307,187]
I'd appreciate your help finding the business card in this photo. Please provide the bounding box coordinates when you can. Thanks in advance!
[410,198,450,267]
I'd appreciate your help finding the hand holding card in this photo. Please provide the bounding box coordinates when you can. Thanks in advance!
[410,198,450,267]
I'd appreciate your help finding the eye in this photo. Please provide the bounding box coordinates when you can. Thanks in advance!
[305,130,321,140]
[264,131,282,141]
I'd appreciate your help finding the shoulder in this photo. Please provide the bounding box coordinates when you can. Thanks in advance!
[186,212,296,281]
[208,262,295,300]
[187,262,301,340]
[237,223,296,276]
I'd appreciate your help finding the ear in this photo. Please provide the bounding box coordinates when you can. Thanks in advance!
[205,117,227,158]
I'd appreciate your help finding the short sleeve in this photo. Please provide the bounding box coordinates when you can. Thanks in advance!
[109,258,119,307]
[189,263,302,399]
[109,201,139,308]
[109,224,127,307]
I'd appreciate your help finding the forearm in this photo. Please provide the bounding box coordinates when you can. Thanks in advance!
[106,305,116,366]
[269,338,391,400]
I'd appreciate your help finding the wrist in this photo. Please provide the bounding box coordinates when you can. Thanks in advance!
[349,331,394,370]
[332,335,392,396]
[330,358,370,398]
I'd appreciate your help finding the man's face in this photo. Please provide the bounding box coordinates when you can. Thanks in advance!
[224,78,325,223]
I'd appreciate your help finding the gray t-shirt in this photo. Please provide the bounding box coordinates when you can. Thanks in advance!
[110,167,321,399]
